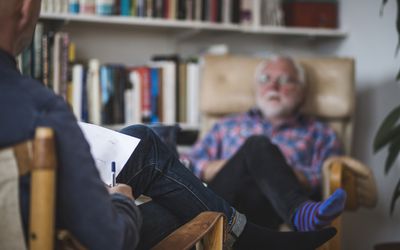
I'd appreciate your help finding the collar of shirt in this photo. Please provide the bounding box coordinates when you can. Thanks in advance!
[248,107,304,131]
[0,48,18,72]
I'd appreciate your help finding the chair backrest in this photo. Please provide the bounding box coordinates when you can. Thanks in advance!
[199,55,355,154]
[0,127,57,250]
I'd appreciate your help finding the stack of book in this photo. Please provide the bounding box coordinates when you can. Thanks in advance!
[18,24,201,126]
[40,0,284,26]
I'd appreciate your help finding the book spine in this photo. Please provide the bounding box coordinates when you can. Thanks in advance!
[100,66,110,124]
[120,0,131,15]
[42,34,49,86]
[240,0,252,26]
[139,67,151,123]
[169,0,176,19]
[96,0,115,15]
[80,0,96,14]
[128,70,142,123]
[130,0,136,16]
[87,59,102,124]
[150,68,160,123]
[186,62,200,126]
[52,32,62,95]
[60,33,70,100]
[33,23,44,81]
[72,64,84,121]
[81,68,89,122]
[69,0,80,13]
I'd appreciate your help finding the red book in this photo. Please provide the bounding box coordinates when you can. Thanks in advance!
[137,67,151,122]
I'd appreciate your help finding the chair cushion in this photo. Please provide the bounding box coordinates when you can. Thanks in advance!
[0,148,27,250]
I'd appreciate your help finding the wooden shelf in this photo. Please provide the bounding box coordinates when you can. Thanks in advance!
[40,13,347,38]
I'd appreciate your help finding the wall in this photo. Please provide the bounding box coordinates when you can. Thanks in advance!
[57,0,400,248]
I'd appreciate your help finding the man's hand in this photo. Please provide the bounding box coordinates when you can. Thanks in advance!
[108,184,135,200]
[203,160,227,183]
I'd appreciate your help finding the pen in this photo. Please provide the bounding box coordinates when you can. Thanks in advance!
[111,161,116,187]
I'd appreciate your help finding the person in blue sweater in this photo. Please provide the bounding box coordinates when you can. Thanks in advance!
[0,0,346,249]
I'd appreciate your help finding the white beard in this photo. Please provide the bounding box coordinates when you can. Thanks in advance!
[256,91,300,119]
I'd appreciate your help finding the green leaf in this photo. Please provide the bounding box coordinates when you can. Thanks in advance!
[381,0,389,16]
[390,177,400,215]
[385,134,400,174]
[374,105,400,152]
[396,68,400,81]
[396,0,400,56]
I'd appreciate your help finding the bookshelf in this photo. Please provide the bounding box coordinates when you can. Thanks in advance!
[40,13,347,38]
[34,7,347,139]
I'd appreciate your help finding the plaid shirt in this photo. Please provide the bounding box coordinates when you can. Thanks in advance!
[188,108,343,189]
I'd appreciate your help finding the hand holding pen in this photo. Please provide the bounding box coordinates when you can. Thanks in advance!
[107,161,134,200]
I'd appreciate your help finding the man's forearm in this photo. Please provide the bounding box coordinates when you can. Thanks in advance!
[202,160,227,182]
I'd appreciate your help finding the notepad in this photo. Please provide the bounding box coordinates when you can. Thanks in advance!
[78,122,141,185]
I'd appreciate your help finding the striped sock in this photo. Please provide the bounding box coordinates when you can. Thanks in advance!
[293,188,346,231]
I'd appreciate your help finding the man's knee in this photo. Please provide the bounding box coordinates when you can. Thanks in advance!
[120,124,154,140]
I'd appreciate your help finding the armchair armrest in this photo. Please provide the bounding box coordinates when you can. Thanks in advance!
[151,212,226,250]
[322,156,377,210]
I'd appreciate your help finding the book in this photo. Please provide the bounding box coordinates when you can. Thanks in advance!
[78,122,141,186]
[151,61,176,124]
[150,67,160,123]
[128,69,142,123]
[33,23,44,81]
[87,59,102,125]
[72,64,84,121]
[96,0,115,15]
[186,62,200,126]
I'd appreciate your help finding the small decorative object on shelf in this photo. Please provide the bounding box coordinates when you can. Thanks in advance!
[283,0,338,29]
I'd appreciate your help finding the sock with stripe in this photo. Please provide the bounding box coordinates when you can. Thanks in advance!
[293,188,346,231]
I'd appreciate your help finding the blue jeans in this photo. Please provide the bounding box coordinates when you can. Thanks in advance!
[117,125,236,249]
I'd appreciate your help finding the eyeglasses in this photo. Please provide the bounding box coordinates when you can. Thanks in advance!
[257,74,299,87]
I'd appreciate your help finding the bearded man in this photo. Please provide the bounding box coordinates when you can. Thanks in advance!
[188,56,343,230]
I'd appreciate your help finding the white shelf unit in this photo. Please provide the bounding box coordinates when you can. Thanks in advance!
[40,13,347,38]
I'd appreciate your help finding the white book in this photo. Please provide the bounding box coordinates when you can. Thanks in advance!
[54,0,62,13]
[186,63,200,126]
[124,89,134,125]
[195,0,202,21]
[61,0,69,13]
[47,0,54,13]
[252,0,261,28]
[87,59,102,125]
[52,32,62,95]
[223,0,231,24]
[72,64,84,121]
[78,122,141,186]
[41,0,48,13]
[151,61,176,124]
[129,70,142,124]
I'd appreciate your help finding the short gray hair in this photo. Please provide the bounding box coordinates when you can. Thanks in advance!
[254,55,306,86]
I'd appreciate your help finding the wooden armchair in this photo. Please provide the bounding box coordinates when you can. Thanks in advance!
[0,127,226,250]
[199,55,378,250]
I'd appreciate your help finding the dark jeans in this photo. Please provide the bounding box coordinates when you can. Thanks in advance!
[208,135,310,229]
[117,125,234,249]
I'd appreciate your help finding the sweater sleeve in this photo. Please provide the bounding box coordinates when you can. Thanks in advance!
[36,94,142,250]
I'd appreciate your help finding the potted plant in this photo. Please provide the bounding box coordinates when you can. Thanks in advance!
[373,1,400,249]
[374,0,400,216]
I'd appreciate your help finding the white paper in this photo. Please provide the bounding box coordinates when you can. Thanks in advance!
[78,122,141,185]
